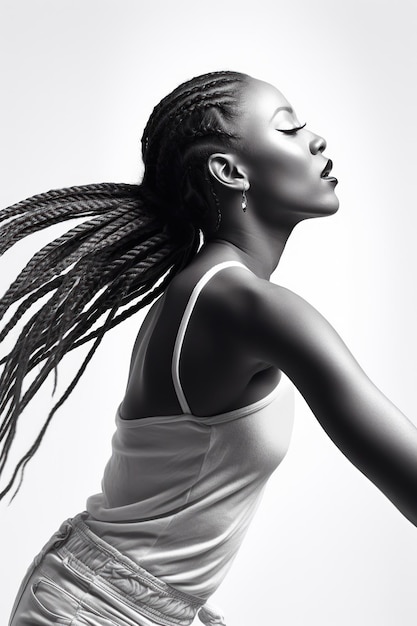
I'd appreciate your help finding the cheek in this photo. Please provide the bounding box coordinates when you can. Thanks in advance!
[243,133,327,208]
[253,145,313,201]
[263,137,308,174]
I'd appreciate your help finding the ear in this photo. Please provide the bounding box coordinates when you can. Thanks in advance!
[207,153,250,191]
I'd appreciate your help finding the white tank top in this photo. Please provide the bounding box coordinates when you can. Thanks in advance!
[85,262,294,600]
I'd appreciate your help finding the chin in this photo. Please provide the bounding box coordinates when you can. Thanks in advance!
[300,197,340,221]
[318,198,340,217]
[315,190,340,216]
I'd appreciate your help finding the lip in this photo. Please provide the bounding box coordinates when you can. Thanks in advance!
[322,176,338,185]
[320,158,333,178]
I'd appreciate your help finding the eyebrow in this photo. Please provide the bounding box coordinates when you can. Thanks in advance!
[269,106,294,121]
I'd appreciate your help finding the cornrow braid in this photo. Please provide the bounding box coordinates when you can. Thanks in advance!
[0,70,250,499]
[141,72,242,156]
[141,71,249,232]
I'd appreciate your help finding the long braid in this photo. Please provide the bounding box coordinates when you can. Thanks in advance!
[0,70,249,499]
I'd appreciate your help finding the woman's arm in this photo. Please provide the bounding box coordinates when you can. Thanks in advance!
[247,281,417,526]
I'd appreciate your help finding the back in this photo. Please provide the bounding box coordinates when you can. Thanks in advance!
[121,254,280,420]
[85,260,295,599]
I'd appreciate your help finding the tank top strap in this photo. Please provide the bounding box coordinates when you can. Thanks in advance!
[171,261,251,414]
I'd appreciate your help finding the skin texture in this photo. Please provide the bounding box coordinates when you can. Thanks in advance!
[122,77,417,527]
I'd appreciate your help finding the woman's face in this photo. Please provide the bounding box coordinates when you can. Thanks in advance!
[236,78,339,224]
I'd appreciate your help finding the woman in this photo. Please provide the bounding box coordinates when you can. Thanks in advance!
[3,70,417,625]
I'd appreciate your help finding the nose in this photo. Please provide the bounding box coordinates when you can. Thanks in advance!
[309,133,327,155]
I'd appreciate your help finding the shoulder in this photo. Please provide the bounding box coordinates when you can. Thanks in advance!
[198,269,355,376]
[166,260,258,312]
[174,262,312,327]
[166,259,319,341]
[188,263,263,326]
[201,268,312,330]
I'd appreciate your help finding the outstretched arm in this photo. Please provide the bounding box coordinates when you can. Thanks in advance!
[248,281,417,527]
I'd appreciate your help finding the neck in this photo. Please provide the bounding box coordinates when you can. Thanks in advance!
[202,219,295,280]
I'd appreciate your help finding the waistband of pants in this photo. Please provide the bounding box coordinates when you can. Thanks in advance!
[46,513,225,626]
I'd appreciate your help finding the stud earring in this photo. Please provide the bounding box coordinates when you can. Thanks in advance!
[241,183,248,212]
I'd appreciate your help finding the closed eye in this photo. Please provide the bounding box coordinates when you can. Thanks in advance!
[277,122,307,135]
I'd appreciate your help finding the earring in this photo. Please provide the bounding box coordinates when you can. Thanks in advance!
[241,183,248,212]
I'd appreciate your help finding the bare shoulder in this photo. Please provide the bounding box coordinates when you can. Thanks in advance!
[182,263,269,334]
[165,261,259,320]
[172,264,417,526]
[199,269,325,338]
[210,274,368,397]
[177,264,325,343]
[165,260,336,359]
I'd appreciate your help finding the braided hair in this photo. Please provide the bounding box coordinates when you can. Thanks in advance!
[0,70,249,500]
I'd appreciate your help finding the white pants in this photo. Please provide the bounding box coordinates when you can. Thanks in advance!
[9,513,224,626]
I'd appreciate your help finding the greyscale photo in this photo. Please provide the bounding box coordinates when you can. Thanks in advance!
[1,2,416,625]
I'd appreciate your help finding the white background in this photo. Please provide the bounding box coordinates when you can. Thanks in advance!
[1,0,417,624]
